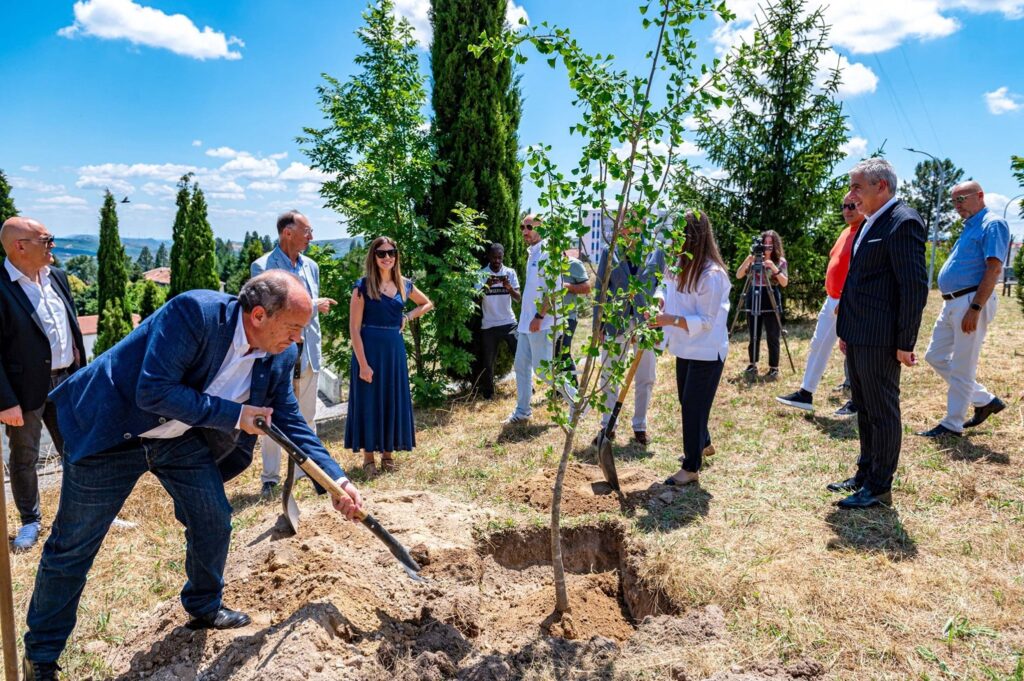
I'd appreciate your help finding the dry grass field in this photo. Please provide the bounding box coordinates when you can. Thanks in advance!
[6,289,1023,680]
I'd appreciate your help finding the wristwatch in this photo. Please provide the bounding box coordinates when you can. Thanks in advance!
[673,315,681,327]
[534,312,545,320]
[969,302,982,311]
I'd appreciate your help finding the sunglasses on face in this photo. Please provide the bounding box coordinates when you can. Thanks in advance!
[952,195,973,205]
[18,236,56,246]
[375,248,398,259]
[842,203,857,211]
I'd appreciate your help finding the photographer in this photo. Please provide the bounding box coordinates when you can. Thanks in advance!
[736,230,788,380]
[476,242,521,400]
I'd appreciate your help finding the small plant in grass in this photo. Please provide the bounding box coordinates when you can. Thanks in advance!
[942,615,998,646]
[474,0,738,614]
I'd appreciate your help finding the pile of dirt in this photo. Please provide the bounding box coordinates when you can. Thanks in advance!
[510,461,659,515]
[104,490,818,680]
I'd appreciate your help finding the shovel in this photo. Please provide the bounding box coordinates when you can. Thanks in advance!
[596,348,646,492]
[254,417,424,582]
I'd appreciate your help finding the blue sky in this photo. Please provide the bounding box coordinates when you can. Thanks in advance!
[2,0,1022,244]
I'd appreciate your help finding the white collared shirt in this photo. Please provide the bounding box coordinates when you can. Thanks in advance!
[657,261,731,362]
[853,195,899,255]
[4,259,74,370]
[141,312,267,439]
[517,239,562,334]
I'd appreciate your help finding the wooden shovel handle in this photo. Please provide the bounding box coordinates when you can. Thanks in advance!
[615,349,646,403]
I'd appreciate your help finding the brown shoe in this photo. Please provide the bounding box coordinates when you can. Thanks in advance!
[703,444,716,457]
[380,457,397,473]
[633,430,649,446]
[362,461,378,478]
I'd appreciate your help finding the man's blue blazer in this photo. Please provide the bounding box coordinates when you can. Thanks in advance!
[50,290,345,485]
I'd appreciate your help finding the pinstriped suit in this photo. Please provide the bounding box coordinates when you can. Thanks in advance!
[837,199,928,495]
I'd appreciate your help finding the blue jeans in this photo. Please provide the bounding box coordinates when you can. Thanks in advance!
[24,432,234,664]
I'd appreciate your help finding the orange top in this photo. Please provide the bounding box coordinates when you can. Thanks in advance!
[825,221,862,299]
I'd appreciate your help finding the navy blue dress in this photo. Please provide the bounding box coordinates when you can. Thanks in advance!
[345,277,416,453]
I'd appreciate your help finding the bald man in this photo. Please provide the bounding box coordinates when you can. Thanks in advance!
[919,181,1010,438]
[0,218,85,553]
[23,271,362,680]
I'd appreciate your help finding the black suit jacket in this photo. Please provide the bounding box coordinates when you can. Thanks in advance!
[0,261,86,412]
[837,199,928,351]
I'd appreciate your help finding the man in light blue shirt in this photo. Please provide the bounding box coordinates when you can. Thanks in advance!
[251,211,337,497]
[920,182,1010,437]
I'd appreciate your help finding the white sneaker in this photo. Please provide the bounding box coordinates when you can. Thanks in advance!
[503,414,530,425]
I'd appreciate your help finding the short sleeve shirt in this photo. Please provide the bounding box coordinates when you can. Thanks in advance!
[563,258,589,320]
[478,265,520,329]
[936,207,1011,294]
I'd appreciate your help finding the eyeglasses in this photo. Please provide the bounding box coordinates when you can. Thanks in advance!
[842,203,857,211]
[952,194,973,205]
[374,248,397,259]
[17,236,56,246]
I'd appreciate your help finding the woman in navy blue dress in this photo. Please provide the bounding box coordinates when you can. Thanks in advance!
[345,236,433,476]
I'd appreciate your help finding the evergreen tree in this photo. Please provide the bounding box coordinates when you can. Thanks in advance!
[94,298,133,357]
[0,168,18,258]
[65,255,98,283]
[155,242,169,268]
[693,0,850,285]
[137,279,166,321]
[261,234,273,252]
[225,232,265,294]
[182,185,220,292]
[95,191,133,351]
[168,173,193,298]
[136,245,154,271]
[900,158,964,240]
[429,0,523,275]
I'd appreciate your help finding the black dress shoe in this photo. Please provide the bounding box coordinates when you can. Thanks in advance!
[186,607,252,630]
[963,396,1006,429]
[916,424,962,438]
[826,477,860,493]
[22,656,59,681]
[633,430,649,445]
[836,487,892,509]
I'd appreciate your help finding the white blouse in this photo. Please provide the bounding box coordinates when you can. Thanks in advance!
[658,261,731,362]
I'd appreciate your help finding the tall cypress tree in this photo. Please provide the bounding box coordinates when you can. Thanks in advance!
[136,245,154,271]
[183,185,220,292]
[429,0,523,274]
[94,190,133,354]
[168,173,193,298]
[0,168,18,258]
[155,241,169,268]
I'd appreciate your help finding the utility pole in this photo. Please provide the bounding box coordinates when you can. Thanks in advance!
[906,148,945,289]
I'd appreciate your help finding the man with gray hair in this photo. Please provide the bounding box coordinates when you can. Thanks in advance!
[251,211,336,500]
[22,271,362,681]
[918,181,1010,437]
[832,158,928,509]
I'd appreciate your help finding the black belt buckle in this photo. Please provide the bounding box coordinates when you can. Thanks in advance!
[293,342,303,380]
[942,285,979,301]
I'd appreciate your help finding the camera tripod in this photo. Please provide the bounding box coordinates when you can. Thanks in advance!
[728,253,795,374]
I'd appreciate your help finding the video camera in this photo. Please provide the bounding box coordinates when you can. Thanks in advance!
[750,235,766,257]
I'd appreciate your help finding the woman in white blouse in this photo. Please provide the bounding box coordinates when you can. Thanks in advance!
[649,211,731,486]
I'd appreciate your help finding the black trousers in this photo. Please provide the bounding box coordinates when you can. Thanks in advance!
[553,317,579,386]
[5,370,68,526]
[846,344,902,494]
[675,357,724,473]
[746,286,782,367]
[479,323,518,398]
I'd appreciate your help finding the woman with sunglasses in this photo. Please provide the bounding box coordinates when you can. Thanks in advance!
[345,236,433,476]
[736,229,788,380]
[648,211,731,486]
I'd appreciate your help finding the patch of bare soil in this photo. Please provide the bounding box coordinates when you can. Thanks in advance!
[105,491,820,680]
[511,462,658,515]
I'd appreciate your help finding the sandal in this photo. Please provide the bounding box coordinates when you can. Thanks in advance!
[380,457,397,473]
[362,461,378,478]
[663,471,699,486]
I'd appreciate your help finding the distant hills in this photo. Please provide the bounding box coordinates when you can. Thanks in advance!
[53,235,362,262]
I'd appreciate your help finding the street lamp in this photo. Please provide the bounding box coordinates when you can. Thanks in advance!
[906,148,945,289]
[1003,192,1023,273]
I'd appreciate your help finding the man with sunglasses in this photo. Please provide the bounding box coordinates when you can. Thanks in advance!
[251,211,336,500]
[0,217,86,552]
[918,181,1010,438]
[777,194,863,416]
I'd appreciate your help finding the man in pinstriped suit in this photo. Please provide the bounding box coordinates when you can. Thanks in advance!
[832,158,928,509]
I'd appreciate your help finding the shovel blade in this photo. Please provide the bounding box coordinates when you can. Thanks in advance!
[597,437,620,492]
[280,492,301,535]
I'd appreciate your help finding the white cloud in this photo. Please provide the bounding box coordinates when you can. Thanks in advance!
[269,152,288,160]
[613,139,703,161]
[39,195,88,206]
[58,0,244,61]
[76,176,134,195]
[393,0,527,48]
[248,181,287,192]
[218,155,279,178]
[20,165,40,173]
[984,86,1022,115]
[141,182,177,197]
[192,139,202,147]
[208,207,260,217]
[205,146,239,159]
[840,136,869,158]
[10,177,66,193]
[78,162,197,181]
[209,191,246,201]
[985,192,1023,220]
[817,51,878,97]
[297,182,322,195]
[279,162,333,182]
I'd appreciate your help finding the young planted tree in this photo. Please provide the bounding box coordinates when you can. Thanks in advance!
[692,0,849,285]
[476,0,736,613]
[1012,155,1024,313]
[94,191,133,355]
[0,168,18,258]
[302,0,484,404]
[168,173,193,298]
